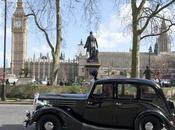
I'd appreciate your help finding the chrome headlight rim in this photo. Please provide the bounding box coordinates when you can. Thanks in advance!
[33,93,51,110]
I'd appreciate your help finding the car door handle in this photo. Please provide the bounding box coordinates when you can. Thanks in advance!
[115,102,121,106]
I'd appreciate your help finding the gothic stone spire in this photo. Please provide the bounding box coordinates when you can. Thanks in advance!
[156,19,171,53]
[14,0,25,16]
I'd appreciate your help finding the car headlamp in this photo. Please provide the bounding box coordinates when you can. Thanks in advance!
[33,93,51,110]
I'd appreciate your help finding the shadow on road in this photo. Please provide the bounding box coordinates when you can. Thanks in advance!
[0,124,35,130]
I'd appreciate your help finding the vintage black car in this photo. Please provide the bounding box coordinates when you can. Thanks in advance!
[24,78,175,130]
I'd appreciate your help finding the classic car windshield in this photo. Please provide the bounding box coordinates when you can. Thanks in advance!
[85,80,95,93]
[70,80,94,94]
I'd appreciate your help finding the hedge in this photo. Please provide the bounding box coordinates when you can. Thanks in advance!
[1,85,89,99]
[1,85,175,100]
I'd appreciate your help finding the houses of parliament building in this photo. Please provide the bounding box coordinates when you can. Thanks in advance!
[2,0,175,83]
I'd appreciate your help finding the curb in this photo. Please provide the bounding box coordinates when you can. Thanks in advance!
[0,99,33,105]
[0,102,32,105]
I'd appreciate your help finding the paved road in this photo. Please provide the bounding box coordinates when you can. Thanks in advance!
[0,104,35,130]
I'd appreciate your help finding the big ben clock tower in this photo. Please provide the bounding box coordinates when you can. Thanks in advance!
[11,0,27,75]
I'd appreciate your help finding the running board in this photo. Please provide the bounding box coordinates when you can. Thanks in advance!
[82,123,131,130]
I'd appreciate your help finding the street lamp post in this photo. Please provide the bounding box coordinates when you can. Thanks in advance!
[148,46,152,69]
[1,0,7,101]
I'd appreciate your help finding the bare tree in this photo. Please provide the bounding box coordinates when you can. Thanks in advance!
[84,0,175,78]
[130,0,175,77]
[25,0,74,85]
[25,0,62,85]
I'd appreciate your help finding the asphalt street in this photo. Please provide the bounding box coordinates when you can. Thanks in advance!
[0,104,35,130]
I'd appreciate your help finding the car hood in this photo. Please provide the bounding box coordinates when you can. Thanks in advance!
[38,93,89,101]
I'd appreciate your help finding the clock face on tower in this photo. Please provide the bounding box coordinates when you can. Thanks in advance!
[14,20,22,28]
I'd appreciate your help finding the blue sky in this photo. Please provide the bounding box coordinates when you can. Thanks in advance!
[0,0,175,68]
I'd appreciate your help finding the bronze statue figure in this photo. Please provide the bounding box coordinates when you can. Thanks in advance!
[84,31,98,62]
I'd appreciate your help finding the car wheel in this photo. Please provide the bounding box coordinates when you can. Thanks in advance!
[36,114,62,130]
[137,116,162,130]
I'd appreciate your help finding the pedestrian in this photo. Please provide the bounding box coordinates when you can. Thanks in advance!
[144,66,154,80]
[89,70,98,87]
[6,79,9,85]
[155,70,161,85]
[90,70,98,81]
[59,80,64,86]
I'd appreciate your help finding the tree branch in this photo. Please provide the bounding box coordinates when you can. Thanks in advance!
[26,2,54,53]
[155,0,175,15]
[139,0,175,35]
[138,0,146,13]
[139,4,160,34]
[141,23,175,40]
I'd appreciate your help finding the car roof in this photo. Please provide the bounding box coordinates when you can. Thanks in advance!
[95,77,159,88]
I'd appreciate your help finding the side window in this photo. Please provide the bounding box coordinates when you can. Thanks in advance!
[140,85,157,99]
[92,83,113,98]
[118,84,137,99]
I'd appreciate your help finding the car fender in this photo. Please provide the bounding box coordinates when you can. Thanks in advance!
[31,106,82,129]
[134,109,173,129]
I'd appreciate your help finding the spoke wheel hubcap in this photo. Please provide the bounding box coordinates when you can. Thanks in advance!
[44,121,54,130]
[145,122,154,130]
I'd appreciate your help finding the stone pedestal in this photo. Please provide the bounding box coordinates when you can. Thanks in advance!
[84,62,100,80]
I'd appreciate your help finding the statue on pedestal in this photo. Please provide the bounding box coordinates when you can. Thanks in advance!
[84,31,98,62]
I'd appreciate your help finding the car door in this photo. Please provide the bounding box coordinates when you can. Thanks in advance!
[83,82,116,127]
[114,82,144,128]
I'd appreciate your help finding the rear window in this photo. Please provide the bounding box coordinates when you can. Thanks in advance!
[140,85,157,99]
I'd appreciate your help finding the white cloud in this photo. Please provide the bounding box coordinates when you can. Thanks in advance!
[96,3,132,52]
[97,27,131,52]
[96,2,175,53]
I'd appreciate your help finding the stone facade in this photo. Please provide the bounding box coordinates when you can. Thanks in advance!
[78,52,175,80]
[11,0,27,75]
[24,56,78,83]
